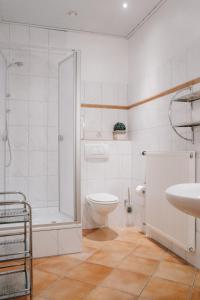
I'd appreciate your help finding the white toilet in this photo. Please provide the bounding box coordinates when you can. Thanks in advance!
[86,193,119,226]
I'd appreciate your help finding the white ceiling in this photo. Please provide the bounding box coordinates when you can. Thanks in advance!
[0,0,165,38]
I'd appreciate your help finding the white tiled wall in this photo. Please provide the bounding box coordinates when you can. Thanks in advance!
[128,0,200,267]
[0,23,69,208]
[81,140,133,228]
[0,21,129,210]
[81,80,128,140]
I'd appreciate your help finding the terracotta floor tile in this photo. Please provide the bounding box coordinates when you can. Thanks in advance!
[116,230,144,244]
[83,237,107,249]
[154,261,196,285]
[36,255,82,276]
[192,288,200,300]
[33,268,59,296]
[141,277,191,300]
[87,249,128,267]
[41,277,94,300]
[14,297,46,300]
[133,244,168,261]
[101,240,137,254]
[118,254,159,275]
[101,268,149,296]
[66,262,112,285]
[86,227,118,241]
[164,251,189,265]
[194,271,200,288]
[85,286,135,300]
[68,245,97,261]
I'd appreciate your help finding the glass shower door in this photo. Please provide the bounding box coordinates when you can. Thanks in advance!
[0,52,6,191]
[58,51,80,222]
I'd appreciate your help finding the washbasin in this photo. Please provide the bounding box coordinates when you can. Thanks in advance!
[166,183,200,218]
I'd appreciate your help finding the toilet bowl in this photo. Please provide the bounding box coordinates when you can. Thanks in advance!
[86,193,119,226]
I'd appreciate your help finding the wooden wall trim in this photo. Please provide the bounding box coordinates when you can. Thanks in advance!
[81,103,128,110]
[81,77,200,111]
[127,77,200,109]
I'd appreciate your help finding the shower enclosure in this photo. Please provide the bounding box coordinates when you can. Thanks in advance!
[0,46,81,228]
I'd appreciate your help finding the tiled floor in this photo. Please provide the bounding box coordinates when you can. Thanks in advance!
[18,227,200,300]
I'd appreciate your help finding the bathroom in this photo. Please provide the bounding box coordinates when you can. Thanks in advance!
[0,0,200,299]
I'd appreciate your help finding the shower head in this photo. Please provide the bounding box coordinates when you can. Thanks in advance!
[7,61,23,69]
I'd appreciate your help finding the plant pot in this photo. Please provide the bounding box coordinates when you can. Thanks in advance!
[113,130,127,140]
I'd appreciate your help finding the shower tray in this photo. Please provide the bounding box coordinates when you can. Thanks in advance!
[0,192,33,300]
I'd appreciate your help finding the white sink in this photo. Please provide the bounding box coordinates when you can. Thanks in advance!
[166,183,200,218]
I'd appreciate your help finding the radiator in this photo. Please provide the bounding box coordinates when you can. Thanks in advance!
[145,151,196,252]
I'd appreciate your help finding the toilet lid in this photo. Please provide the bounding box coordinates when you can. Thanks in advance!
[87,193,119,204]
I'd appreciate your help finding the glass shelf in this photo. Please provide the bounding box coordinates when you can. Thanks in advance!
[173,90,200,102]
[174,121,200,128]
[0,270,30,300]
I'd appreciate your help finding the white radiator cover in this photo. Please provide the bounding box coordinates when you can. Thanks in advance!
[145,151,196,252]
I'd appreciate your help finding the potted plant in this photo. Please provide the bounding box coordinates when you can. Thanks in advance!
[113,122,127,140]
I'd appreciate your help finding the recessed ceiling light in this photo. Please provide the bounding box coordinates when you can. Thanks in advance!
[123,2,128,8]
[67,10,78,17]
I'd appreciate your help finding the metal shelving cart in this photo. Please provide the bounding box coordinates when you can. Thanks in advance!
[0,192,32,300]
[169,88,200,144]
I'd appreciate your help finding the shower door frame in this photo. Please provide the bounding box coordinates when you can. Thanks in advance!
[58,50,81,224]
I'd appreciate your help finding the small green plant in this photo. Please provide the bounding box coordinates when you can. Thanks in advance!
[113,122,126,131]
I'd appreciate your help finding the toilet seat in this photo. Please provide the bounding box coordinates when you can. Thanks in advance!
[86,193,119,205]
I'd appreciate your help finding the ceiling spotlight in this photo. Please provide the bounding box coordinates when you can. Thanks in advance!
[123,2,128,8]
[67,10,78,17]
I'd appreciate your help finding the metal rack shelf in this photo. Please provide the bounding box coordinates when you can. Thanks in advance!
[173,90,200,102]
[174,121,200,128]
[0,270,30,300]
[0,192,32,300]
[0,208,29,224]
[169,88,200,143]
[0,237,29,262]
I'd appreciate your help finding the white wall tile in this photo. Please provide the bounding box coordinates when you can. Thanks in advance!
[29,102,47,126]
[85,108,102,131]
[47,152,58,175]
[10,49,30,75]
[8,151,28,177]
[29,151,47,176]
[102,109,117,132]
[0,23,10,43]
[10,24,29,45]
[9,101,29,126]
[8,75,29,100]
[48,78,58,102]
[47,127,58,151]
[102,83,117,105]
[87,160,105,180]
[84,81,102,104]
[30,50,49,76]
[29,176,47,204]
[9,126,28,150]
[6,176,28,196]
[104,155,120,179]
[49,30,67,49]
[49,51,67,77]
[120,155,132,178]
[30,27,49,47]
[48,102,58,126]
[47,176,58,203]
[29,127,47,151]
[30,76,48,101]
[117,83,128,106]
